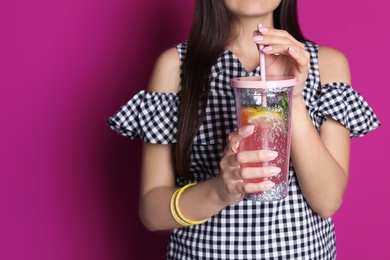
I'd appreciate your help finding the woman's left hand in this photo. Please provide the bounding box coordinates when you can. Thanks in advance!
[253,27,310,99]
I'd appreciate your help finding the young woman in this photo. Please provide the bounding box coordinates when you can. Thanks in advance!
[109,0,380,258]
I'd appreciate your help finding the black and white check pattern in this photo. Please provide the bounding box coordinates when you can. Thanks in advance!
[108,41,380,259]
[108,91,179,144]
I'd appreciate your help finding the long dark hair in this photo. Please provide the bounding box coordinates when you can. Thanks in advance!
[174,0,306,178]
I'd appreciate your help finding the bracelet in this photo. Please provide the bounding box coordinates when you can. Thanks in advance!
[170,183,209,226]
[175,183,209,225]
[170,188,191,226]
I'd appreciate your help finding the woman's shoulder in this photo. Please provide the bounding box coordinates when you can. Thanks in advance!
[317,46,351,85]
[147,47,181,93]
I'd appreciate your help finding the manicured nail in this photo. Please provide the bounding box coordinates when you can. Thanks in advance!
[269,167,281,175]
[265,181,276,189]
[288,46,296,54]
[253,35,264,41]
[267,151,278,158]
[244,125,255,132]
[258,27,268,33]
[262,46,273,52]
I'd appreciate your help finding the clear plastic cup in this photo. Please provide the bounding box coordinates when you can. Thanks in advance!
[231,76,296,202]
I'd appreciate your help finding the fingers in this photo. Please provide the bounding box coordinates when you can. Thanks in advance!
[233,166,281,194]
[240,166,281,180]
[255,26,304,49]
[244,180,276,194]
[221,164,281,200]
[220,125,283,202]
[225,150,281,195]
[252,27,305,57]
[286,46,311,78]
[253,37,305,58]
[228,150,278,167]
[236,166,281,193]
[230,164,280,180]
[225,125,255,154]
[252,26,310,91]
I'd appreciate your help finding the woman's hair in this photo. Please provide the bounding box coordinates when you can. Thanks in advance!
[174,0,307,178]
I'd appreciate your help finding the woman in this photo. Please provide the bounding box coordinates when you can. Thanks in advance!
[109,0,380,258]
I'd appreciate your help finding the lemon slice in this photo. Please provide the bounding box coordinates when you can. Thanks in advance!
[247,110,285,128]
[239,107,257,122]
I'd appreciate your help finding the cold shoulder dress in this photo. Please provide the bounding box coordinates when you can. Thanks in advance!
[108,41,380,259]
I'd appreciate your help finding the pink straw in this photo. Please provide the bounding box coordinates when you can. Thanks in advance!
[257,24,269,159]
[258,24,266,82]
[258,24,267,107]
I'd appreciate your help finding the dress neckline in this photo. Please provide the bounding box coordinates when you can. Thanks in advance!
[223,49,260,76]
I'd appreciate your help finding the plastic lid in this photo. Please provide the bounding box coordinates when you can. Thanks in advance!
[231,76,296,89]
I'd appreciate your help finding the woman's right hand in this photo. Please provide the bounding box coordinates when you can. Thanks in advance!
[218,125,281,205]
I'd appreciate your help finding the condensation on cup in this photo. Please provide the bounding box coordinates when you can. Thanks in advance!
[231,76,296,202]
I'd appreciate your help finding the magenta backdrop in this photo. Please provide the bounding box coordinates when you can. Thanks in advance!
[0,0,388,259]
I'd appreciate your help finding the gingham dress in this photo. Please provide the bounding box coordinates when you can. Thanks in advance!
[108,41,380,259]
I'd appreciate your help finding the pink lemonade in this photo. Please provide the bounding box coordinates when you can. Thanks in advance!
[231,76,295,201]
[238,107,291,198]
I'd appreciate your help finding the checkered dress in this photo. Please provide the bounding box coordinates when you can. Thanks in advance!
[108,41,380,259]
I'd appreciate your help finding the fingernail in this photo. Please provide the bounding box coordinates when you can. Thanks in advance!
[267,151,278,158]
[258,27,268,33]
[243,125,255,132]
[253,35,264,41]
[262,46,272,52]
[288,46,296,54]
[265,181,276,189]
[270,167,281,175]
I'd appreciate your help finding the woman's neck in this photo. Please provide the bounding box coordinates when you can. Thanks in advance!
[227,15,274,50]
[226,16,274,73]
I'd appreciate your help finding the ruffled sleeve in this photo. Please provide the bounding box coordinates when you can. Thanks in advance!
[108,91,179,144]
[306,82,381,137]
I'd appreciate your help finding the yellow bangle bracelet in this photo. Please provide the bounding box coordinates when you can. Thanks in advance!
[175,183,209,225]
[170,188,190,227]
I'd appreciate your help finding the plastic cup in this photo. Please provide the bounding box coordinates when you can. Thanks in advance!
[231,75,296,202]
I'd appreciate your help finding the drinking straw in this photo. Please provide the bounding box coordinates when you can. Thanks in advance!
[258,24,267,106]
[258,24,266,82]
[257,24,270,168]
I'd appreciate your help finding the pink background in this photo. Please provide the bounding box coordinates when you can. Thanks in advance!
[0,0,388,259]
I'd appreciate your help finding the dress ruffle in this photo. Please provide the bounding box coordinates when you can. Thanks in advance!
[109,83,381,143]
[108,91,179,144]
[306,82,381,137]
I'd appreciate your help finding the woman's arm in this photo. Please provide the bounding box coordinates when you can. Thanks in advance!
[252,27,350,218]
[290,47,351,218]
